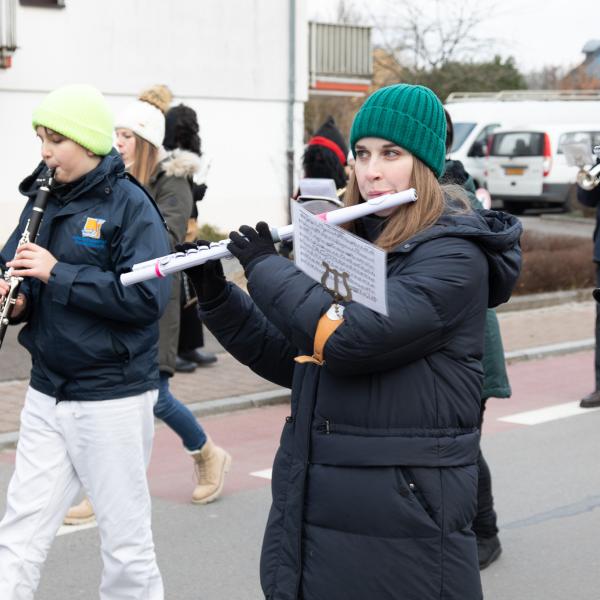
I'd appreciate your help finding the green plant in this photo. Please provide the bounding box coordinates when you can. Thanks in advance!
[196,223,227,243]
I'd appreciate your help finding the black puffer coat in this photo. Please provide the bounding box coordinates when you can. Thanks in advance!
[200,206,521,600]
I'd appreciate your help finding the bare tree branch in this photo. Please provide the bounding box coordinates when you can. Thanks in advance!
[374,0,497,70]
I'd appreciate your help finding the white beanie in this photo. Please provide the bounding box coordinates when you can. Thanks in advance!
[115,99,165,149]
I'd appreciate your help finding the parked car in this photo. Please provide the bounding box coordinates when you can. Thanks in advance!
[485,123,600,213]
[444,90,600,189]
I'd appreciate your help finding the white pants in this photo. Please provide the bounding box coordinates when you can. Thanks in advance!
[0,387,164,600]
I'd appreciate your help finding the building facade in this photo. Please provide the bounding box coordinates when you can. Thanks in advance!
[0,0,308,243]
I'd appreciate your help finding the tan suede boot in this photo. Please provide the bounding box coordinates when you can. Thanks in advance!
[190,437,232,504]
[63,497,95,525]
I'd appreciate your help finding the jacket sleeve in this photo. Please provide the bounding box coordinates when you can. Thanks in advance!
[577,185,600,208]
[154,176,194,248]
[199,283,296,389]
[44,194,171,326]
[247,238,488,376]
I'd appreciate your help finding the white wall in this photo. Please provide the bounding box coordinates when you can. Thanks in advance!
[0,0,308,243]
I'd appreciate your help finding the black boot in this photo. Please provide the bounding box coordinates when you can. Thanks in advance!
[175,355,197,373]
[179,348,218,366]
[477,535,502,570]
[580,390,600,408]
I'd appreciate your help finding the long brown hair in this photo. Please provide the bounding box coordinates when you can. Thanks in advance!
[343,157,469,250]
[128,133,159,186]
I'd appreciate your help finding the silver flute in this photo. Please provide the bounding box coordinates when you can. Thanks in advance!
[120,188,417,287]
[0,169,54,349]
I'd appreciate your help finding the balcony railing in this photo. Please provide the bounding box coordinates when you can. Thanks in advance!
[309,21,372,96]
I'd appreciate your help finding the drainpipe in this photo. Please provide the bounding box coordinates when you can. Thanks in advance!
[286,0,296,221]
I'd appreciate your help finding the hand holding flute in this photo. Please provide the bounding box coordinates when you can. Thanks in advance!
[121,188,417,287]
[176,240,228,304]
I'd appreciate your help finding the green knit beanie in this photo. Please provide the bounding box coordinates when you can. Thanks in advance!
[350,84,447,178]
[32,84,114,156]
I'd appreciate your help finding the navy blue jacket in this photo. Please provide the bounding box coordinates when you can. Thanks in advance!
[200,205,521,600]
[577,185,600,262]
[0,151,170,400]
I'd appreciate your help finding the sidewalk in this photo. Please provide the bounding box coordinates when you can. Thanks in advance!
[0,298,596,443]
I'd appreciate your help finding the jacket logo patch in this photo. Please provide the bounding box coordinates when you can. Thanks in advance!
[82,217,106,239]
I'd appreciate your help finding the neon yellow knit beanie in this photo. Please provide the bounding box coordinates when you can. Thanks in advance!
[32,84,114,156]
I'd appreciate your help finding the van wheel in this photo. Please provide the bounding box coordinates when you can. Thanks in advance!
[503,201,525,215]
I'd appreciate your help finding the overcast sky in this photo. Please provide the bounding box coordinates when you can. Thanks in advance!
[307,0,596,73]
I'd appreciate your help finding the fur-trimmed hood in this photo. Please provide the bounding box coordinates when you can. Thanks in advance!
[159,148,202,179]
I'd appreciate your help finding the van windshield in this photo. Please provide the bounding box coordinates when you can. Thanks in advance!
[451,122,476,152]
[490,132,544,157]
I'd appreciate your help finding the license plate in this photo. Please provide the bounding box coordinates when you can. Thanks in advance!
[504,166,525,176]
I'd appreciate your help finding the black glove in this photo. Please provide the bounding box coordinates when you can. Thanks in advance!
[175,240,226,303]
[227,221,277,275]
[594,288,600,303]
[192,182,207,203]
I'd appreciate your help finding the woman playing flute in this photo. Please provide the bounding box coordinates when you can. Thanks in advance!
[182,83,522,600]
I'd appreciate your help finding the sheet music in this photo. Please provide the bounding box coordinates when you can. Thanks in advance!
[292,202,388,315]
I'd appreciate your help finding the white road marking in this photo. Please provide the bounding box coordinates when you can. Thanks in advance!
[250,468,272,480]
[504,338,594,362]
[499,401,600,425]
[56,521,98,537]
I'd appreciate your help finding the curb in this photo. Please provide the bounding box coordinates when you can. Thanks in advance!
[539,214,595,226]
[505,338,595,363]
[181,388,290,417]
[0,389,292,452]
[497,288,595,312]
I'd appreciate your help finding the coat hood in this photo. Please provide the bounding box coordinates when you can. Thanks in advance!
[393,207,522,308]
[159,149,202,179]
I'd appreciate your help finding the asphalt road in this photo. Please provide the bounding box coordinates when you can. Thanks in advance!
[0,351,599,600]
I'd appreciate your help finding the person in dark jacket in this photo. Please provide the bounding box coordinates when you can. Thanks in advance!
[577,182,600,407]
[0,84,169,598]
[182,83,522,599]
[163,103,218,369]
[441,109,511,569]
[303,115,349,192]
[281,116,349,259]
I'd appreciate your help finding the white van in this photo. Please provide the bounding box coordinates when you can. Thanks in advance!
[485,123,600,213]
[444,90,600,188]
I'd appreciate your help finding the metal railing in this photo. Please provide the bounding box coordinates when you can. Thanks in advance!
[309,21,372,79]
[0,0,17,53]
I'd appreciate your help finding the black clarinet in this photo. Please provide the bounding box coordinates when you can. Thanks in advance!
[0,168,55,349]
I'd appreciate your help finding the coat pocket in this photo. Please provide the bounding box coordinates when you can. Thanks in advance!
[305,461,442,539]
[395,466,441,530]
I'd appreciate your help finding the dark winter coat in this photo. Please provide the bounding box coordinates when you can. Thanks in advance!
[577,184,600,262]
[442,159,511,399]
[200,205,522,599]
[147,149,199,374]
[0,151,170,401]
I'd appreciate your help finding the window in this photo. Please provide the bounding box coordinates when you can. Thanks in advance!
[490,132,544,157]
[19,0,64,7]
[450,122,475,153]
[557,131,600,154]
[468,123,500,157]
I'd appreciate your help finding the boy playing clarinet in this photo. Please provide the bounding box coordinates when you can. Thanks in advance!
[0,84,170,600]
